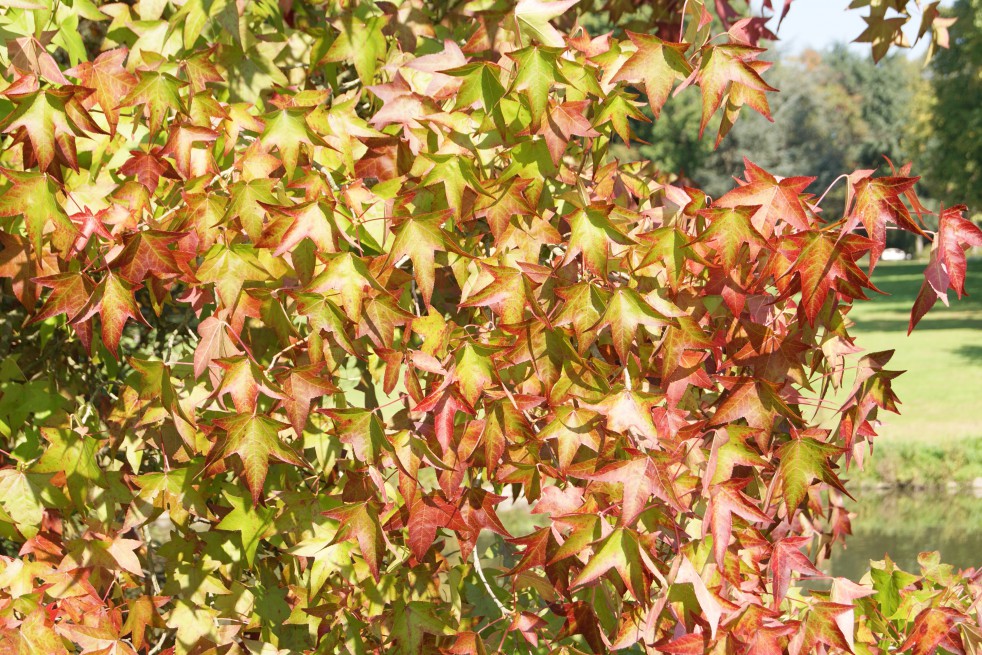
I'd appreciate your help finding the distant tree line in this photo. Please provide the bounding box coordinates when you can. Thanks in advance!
[613,0,980,254]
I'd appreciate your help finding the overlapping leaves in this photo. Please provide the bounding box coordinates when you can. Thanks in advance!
[0,0,976,654]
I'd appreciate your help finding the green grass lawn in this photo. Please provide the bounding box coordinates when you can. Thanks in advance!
[841,258,982,485]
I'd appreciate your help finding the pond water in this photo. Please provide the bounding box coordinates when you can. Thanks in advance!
[821,488,982,581]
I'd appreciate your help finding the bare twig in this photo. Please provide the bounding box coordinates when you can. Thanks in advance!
[473,547,510,616]
[266,335,310,373]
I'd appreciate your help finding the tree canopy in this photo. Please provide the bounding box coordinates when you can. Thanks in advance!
[0,1,979,654]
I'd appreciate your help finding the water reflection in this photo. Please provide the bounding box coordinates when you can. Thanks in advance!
[823,488,982,581]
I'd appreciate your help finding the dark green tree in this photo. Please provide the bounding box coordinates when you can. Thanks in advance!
[922,0,982,212]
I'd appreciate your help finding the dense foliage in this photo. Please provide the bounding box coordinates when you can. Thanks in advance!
[0,1,980,654]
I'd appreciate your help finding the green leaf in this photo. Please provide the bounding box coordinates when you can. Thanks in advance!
[570,528,648,602]
[120,70,186,136]
[563,205,635,277]
[597,288,676,361]
[612,32,692,117]
[385,212,451,307]
[509,46,565,128]
[197,244,271,308]
[0,469,46,538]
[306,252,384,321]
[324,502,385,581]
[0,89,88,171]
[321,8,386,85]
[260,108,326,178]
[870,555,921,619]
[209,413,305,504]
[215,486,275,566]
[514,0,580,48]
[33,426,105,511]
[0,169,78,258]
[776,437,848,512]
[691,206,767,270]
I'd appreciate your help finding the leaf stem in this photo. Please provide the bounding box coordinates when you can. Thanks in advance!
[815,174,849,209]
[679,0,689,41]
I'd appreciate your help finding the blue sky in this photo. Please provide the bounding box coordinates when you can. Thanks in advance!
[750,0,951,56]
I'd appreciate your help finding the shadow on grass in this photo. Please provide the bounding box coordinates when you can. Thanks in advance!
[848,259,982,332]
[853,317,982,332]
[861,260,982,304]
[954,344,982,364]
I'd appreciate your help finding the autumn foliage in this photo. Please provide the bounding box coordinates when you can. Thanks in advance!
[0,0,980,654]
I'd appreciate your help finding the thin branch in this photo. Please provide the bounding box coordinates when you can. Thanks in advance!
[147,630,169,655]
[473,547,510,616]
[266,335,310,373]
[816,174,849,208]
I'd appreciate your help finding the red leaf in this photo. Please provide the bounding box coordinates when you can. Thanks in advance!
[66,47,137,136]
[898,607,967,655]
[782,230,876,326]
[910,205,982,332]
[847,174,924,268]
[584,454,684,526]
[715,159,815,234]
[208,413,305,504]
[406,493,466,562]
[770,536,822,608]
[324,502,386,581]
[612,32,692,117]
[704,478,770,569]
[278,364,337,436]
[72,273,149,358]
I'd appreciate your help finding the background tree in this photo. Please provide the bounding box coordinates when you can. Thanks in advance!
[920,0,982,213]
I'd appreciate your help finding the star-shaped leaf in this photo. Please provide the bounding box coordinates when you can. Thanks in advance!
[612,32,692,117]
[208,413,305,504]
[847,174,923,268]
[72,272,149,358]
[704,478,771,569]
[215,486,275,567]
[692,206,768,270]
[596,288,676,361]
[196,244,271,308]
[514,0,581,48]
[563,205,636,277]
[324,502,387,581]
[696,43,776,138]
[770,536,822,608]
[570,528,649,603]
[66,47,137,136]
[776,436,849,512]
[0,168,78,258]
[277,364,337,436]
[120,70,186,137]
[716,160,815,234]
[385,211,453,307]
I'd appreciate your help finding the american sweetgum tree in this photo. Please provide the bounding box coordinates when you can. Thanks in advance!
[0,0,980,653]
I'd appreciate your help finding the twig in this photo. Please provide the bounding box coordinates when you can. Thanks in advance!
[142,525,162,596]
[473,547,510,616]
[816,174,849,208]
[266,335,310,373]
[147,630,169,655]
